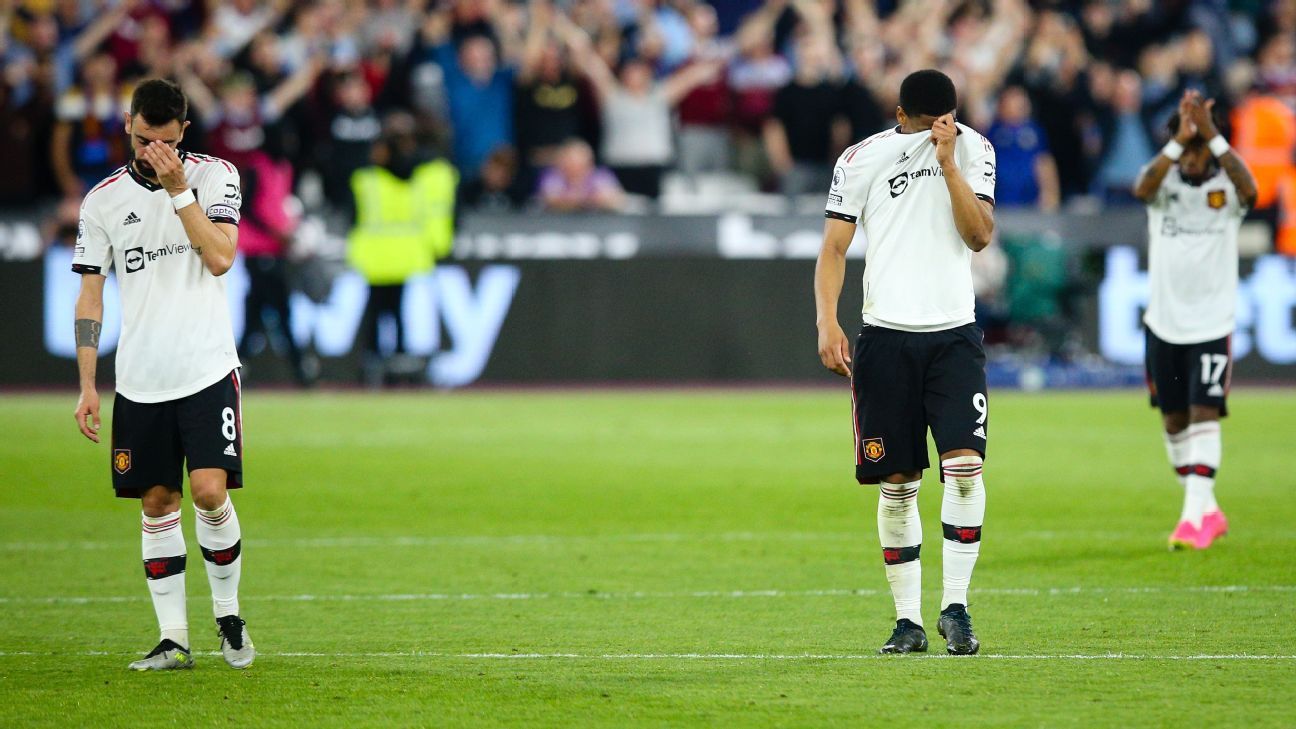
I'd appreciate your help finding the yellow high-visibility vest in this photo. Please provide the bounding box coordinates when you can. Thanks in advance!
[347,160,457,285]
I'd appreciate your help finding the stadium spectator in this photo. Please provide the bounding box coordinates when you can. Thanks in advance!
[1015,11,1099,199]
[727,12,792,182]
[513,2,585,182]
[564,18,723,199]
[347,112,456,383]
[418,10,517,180]
[1094,70,1157,204]
[0,66,50,205]
[537,138,625,212]
[210,0,290,59]
[987,86,1060,210]
[458,144,525,211]
[320,71,383,217]
[764,35,851,196]
[50,50,128,200]
[175,52,322,169]
[235,150,314,388]
[675,3,733,178]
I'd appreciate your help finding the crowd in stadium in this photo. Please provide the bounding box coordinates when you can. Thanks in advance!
[1,0,1294,217]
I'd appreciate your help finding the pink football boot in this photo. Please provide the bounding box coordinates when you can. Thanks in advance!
[1168,520,1199,551]
[1195,511,1229,549]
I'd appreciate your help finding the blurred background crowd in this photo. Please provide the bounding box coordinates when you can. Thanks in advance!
[1,0,1293,217]
[2,0,1295,382]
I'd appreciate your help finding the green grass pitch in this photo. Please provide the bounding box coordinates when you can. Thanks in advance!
[1,388,1294,727]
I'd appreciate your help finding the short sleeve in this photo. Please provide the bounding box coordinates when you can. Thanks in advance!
[71,205,112,275]
[961,130,997,206]
[202,164,242,225]
[825,154,870,224]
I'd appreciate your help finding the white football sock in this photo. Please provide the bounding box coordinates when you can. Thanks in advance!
[1182,421,1222,525]
[940,456,985,611]
[141,511,188,648]
[877,479,922,625]
[1163,429,1191,487]
[195,496,243,619]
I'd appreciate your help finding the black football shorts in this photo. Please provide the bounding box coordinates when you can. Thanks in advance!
[110,369,244,498]
[850,323,988,483]
[1145,329,1231,417]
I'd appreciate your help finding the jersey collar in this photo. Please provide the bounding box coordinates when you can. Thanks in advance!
[126,162,163,192]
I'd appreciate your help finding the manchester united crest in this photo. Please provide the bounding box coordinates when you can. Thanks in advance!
[862,438,885,463]
[1207,190,1227,210]
[113,449,131,474]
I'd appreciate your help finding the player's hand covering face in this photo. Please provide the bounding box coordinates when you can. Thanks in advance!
[931,114,957,166]
[139,141,190,196]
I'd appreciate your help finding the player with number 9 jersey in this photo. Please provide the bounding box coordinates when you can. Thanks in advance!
[814,70,996,656]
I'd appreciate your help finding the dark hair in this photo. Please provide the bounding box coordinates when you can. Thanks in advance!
[1166,107,1228,144]
[129,79,188,126]
[899,69,957,118]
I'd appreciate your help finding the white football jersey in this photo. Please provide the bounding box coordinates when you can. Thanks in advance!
[73,153,242,403]
[826,123,997,331]
[1143,167,1245,344]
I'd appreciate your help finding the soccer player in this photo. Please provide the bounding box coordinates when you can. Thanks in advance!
[71,79,254,670]
[814,70,996,655]
[1133,90,1257,550]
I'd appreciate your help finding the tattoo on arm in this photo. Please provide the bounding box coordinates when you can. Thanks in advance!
[74,319,101,349]
[1134,156,1174,201]
[1218,153,1258,207]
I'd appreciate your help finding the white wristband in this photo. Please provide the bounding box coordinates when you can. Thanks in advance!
[1161,140,1184,162]
[170,189,196,211]
[1207,135,1231,158]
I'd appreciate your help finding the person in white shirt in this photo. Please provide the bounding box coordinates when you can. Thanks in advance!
[1133,89,1258,552]
[72,79,255,671]
[814,69,996,656]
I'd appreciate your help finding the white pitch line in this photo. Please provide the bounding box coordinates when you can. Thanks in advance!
[2,584,1294,606]
[0,529,1210,552]
[0,650,1292,661]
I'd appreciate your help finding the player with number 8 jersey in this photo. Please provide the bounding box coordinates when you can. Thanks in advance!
[814,70,996,655]
[71,79,255,671]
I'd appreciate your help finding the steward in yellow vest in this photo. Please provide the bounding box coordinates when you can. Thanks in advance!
[348,118,458,375]
[348,158,457,285]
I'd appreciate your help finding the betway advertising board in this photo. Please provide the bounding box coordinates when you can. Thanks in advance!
[3,212,1295,386]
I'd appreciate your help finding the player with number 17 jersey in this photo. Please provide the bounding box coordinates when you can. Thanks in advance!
[1133,89,1258,551]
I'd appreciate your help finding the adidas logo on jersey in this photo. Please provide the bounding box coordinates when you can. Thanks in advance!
[972,426,986,439]
[895,151,910,166]
[224,443,238,457]
[123,212,141,226]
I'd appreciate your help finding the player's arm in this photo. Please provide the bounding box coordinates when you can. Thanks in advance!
[1217,149,1258,210]
[73,273,105,443]
[814,217,856,377]
[1188,97,1259,209]
[933,115,994,252]
[1134,92,1197,203]
[140,141,238,276]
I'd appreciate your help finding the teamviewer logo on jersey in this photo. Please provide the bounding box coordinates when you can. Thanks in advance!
[888,173,909,198]
[124,247,145,273]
